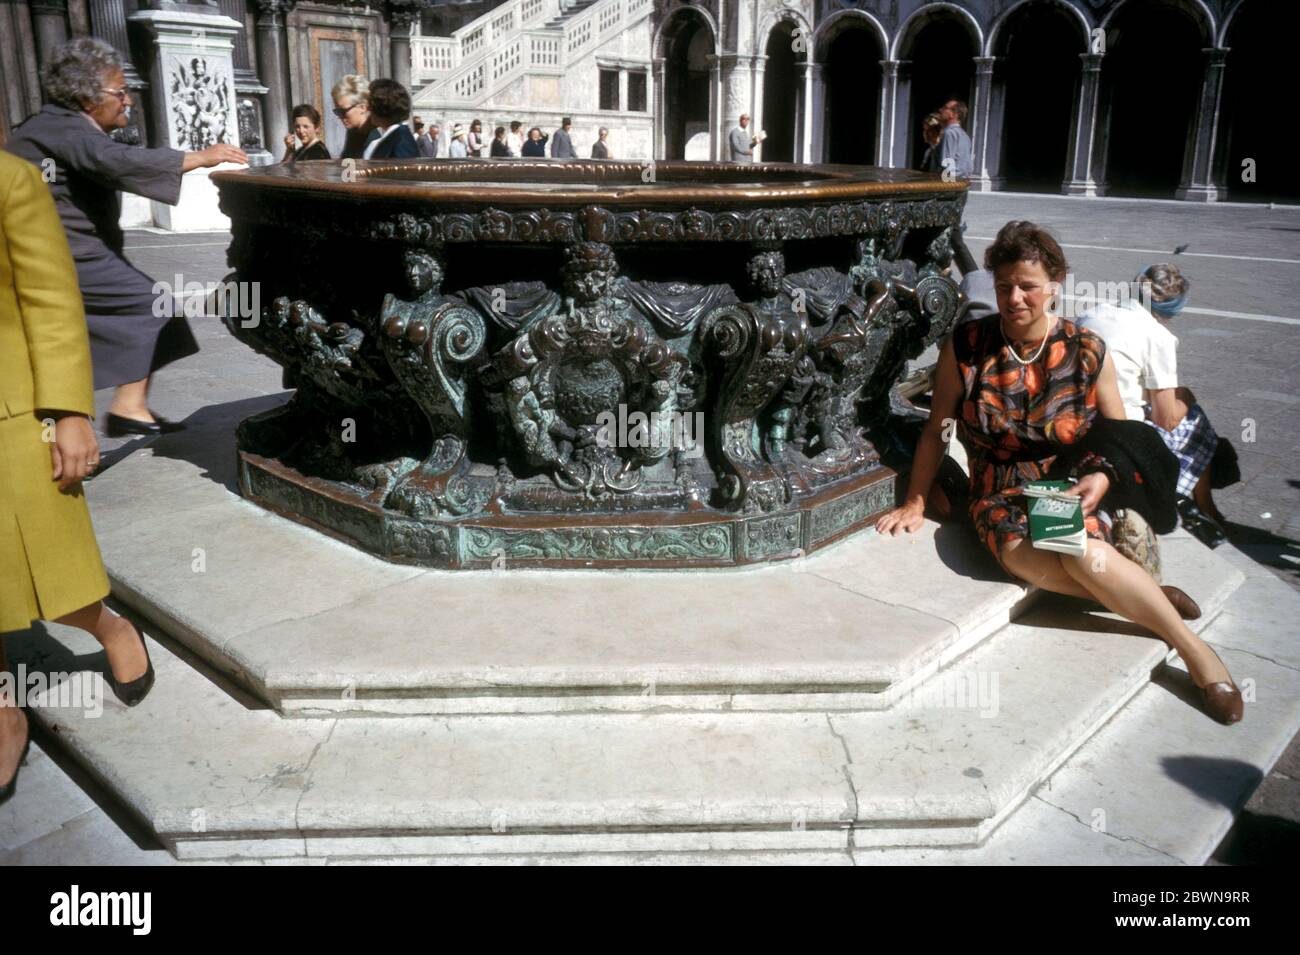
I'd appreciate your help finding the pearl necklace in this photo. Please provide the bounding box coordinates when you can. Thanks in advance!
[1000,317,1055,365]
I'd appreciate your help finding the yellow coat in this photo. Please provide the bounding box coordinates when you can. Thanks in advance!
[0,150,109,633]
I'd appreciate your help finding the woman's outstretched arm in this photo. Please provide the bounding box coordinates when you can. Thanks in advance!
[876,334,964,536]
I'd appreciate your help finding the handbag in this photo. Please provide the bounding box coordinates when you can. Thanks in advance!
[1110,507,1161,582]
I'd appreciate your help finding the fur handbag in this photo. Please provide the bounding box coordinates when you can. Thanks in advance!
[1111,507,1161,582]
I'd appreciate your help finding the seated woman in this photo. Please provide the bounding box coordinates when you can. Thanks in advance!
[876,222,1242,725]
[281,104,330,162]
[1078,264,1232,546]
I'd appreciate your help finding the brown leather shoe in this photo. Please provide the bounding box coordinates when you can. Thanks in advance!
[1194,647,1242,725]
[1161,585,1202,621]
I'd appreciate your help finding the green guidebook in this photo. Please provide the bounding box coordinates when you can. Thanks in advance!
[1022,480,1087,556]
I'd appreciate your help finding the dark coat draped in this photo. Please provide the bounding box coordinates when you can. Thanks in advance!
[5,104,198,389]
[1048,418,1181,533]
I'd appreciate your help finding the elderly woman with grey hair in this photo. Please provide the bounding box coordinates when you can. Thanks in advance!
[4,37,246,435]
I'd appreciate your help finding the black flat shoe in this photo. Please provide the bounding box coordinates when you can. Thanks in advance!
[1177,497,1227,549]
[104,412,186,437]
[105,624,155,707]
[0,711,31,808]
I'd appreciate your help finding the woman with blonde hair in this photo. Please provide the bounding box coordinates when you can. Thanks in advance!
[332,74,376,160]
[1,151,155,806]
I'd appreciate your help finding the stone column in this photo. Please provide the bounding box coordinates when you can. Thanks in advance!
[87,0,145,88]
[877,59,899,167]
[66,0,90,34]
[1062,52,1104,196]
[218,0,272,165]
[717,53,753,161]
[1175,47,1229,202]
[250,0,294,154]
[30,0,70,66]
[652,55,666,159]
[751,53,767,151]
[806,61,824,164]
[708,52,722,161]
[793,59,826,164]
[968,55,998,191]
[892,59,914,168]
[385,1,421,90]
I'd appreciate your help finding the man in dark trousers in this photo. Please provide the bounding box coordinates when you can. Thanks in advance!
[413,116,436,157]
[551,117,578,158]
[938,99,979,275]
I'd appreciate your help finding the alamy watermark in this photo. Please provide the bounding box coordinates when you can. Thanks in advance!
[1045,273,1154,320]
[1,664,103,718]
[152,273,260,327]
[594,404,705,459]
[895,670,1001,718]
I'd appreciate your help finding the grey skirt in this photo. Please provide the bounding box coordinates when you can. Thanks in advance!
[76,249,199,390]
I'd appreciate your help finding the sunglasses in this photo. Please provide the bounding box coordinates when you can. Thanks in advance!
[332,103,363,118]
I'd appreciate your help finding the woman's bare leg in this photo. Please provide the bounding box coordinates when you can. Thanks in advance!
[1056,539,1231,686]
[0,639,30,785]
[1192,468,1228,526]
[55,602,148,683]
[999,538,1095,600]
[108,378,153,422]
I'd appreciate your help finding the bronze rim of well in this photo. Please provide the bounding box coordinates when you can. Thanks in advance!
[212,159,969,206]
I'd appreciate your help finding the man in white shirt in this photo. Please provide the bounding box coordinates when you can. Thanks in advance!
[1076,297,1180,425]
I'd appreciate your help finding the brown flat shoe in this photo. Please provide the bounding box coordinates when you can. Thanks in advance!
[1194,647,1242,725]
[1162,585,1202,621]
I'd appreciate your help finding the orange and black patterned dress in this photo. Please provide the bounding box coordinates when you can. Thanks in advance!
[952,313,1117,568]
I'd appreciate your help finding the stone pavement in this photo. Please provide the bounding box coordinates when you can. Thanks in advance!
[4,193,1298,864]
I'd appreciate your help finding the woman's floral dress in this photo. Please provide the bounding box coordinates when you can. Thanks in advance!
[952,314,1117,569]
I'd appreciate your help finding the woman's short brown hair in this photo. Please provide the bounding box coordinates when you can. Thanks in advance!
[367,78,410,124]
[983,220,1068,282]
[291,103,321,128]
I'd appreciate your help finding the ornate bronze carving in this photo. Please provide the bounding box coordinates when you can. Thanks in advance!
[215,160,967,568]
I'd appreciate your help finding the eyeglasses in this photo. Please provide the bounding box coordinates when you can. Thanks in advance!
[100,87,130,101]
[332,103,363,118]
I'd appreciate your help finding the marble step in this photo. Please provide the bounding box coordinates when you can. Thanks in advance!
[855,569,1300,865]
[11,534,1244,862]
[85,432,1038,716]
[187,583,1297,867]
